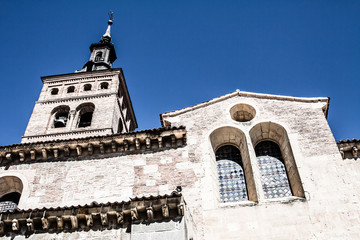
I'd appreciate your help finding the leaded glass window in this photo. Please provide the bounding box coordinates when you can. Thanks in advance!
[216,145,248,203]
[255,141,292,199]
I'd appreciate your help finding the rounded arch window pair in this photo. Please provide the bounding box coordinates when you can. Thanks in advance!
[230,104,256,122]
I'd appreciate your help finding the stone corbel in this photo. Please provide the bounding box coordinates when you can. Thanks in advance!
[131,208,138,220]
[146,206,154,220]
[26,219,34,232]
[171,134,176,147]
[158,137,163,148]
[70,215,78,229]
[19,151,25,162]
[64,146,70,156]
[57,217,63,229]
[112,141,117,152]
[352,147,358,158]
[99,143,105,154]
[30,150,36,160]
[76,146,82,156]
[162,204,169,218]
[41,217,49,230]
[100,213,108,226]
[135,139,140,150]
[177,203,184,216]
[124,140,129,151]
[53,148,59,158]
[85,214,93,227]
[116,212,124,224]
[146,137,151,149]
[12,219,19,231]
[182,134,187,145]
[5,153,12,161]
[42,149,47,159]
[88,144,93,155]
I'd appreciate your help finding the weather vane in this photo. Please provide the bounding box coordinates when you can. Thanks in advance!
[109,10,114,22]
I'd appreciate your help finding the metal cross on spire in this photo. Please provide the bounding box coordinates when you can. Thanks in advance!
[109,10,114,22]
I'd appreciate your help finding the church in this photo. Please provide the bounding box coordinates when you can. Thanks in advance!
[0,14,359,240]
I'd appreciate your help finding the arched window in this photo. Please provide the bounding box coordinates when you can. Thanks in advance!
[100,82,109,90]
[249,122,305,198]
[255,141,292,199]
[51,106,70,128]
[95,52,102,62]
[77,103,95,128]
[210,127,257,202]
[84,84,92,91]
[67,86,75,93]
[216,145,248,203]
[51,88,59,95]
[0,176,23,213]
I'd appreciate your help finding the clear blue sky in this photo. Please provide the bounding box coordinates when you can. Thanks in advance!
[0,1,359,145]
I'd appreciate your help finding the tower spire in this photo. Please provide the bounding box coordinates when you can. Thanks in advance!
[77,11,117,72]
[101,11,113,43]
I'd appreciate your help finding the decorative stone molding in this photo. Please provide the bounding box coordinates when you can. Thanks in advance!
[337,139,360,160]
[0,127,186,165]
[0,193,183,238]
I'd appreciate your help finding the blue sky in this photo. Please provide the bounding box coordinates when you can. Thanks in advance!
[0,1,359,145]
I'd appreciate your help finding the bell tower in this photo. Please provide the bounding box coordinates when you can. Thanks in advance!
[22,13,137,143]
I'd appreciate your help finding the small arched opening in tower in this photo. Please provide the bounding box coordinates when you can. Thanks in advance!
[95,52,103,62]
[84,84,92,91]
[100,82,109,90]
[67,86,75,93]
[51,88,59,95]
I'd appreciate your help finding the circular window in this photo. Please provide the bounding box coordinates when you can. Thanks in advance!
[230,104,256,122]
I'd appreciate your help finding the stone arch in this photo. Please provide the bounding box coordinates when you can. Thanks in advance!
[249,122,305,198]
[49,105,70,129]
[0,176,23,212]
[210,126,257,202]
[76,103,95,128]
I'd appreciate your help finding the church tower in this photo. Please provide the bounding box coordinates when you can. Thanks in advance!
[22,15,137,143]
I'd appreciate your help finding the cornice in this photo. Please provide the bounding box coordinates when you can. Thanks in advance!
[37,93,115,104]
[41,68,123,83]
[0,127,187,165]
[0,192,184,238]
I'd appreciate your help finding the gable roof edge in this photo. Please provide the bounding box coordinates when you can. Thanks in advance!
[160,90,330,124]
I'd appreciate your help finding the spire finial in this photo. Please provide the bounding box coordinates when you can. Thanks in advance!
[101,10,114,43]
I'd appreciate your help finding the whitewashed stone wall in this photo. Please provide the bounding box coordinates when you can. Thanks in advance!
[162,93,359,239]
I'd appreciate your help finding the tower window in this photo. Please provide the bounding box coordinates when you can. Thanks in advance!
[51,106,70,128]
[78,112,93,128]
[67,86,75,93]
[100,82,109,89]
[51,88,59,95]
[76,103,95,128]
[95,52,103,62]
[84,84,92,91]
